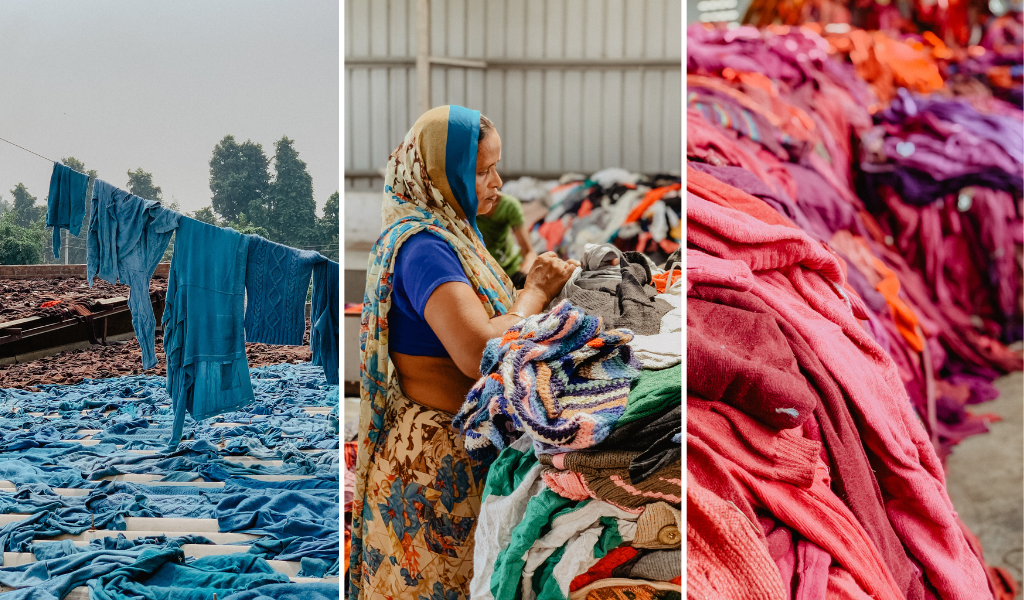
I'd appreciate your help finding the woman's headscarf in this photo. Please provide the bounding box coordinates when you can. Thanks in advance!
[349,105,515,593]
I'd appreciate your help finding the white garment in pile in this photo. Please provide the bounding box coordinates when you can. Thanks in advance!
[629,276,681,369]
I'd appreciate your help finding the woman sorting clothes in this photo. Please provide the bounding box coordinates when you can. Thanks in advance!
[349,105,579,599]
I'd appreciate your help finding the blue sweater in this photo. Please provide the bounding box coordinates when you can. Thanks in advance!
[86,180,180,370]
[244,235,326,346]
[163,217,253,448]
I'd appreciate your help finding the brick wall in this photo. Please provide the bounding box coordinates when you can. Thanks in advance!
[0,264,170,280]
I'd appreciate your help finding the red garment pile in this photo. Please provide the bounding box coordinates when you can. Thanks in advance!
[687,23,1021,600]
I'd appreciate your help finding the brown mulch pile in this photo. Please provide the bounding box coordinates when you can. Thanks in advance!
[0,333,313,391]
[0,278,168,323]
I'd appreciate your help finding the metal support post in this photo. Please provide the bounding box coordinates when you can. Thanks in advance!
[416,0,431,115]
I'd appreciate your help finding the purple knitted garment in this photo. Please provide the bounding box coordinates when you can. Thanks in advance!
[453,300,642,464]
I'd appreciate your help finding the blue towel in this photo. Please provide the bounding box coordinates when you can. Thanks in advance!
[45,163,89,259]
[244,235,325,346]
[86,180,180,370]
[310,260,338,385]
[163,217,253,449]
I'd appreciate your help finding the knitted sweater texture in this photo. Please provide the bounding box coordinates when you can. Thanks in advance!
[687,474,787,600]
[454,300,641,463]
[687,195,989,599]
[244,235,325,346]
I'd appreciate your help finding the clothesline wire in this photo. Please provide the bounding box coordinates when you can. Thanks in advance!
[0,135,57,164]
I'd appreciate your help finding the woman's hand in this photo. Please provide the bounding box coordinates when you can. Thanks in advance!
[523,252,578,305]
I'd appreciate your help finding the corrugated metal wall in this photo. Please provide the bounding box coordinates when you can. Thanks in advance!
[345,0,683,191]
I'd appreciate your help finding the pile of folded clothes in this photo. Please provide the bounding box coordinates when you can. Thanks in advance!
[452,246,682,600]
[686,22,1021,600]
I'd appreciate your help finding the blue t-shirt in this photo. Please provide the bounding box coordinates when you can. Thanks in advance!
[389,232,470,357]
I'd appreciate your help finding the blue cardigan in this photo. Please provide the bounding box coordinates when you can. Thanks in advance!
[163,217,253,447]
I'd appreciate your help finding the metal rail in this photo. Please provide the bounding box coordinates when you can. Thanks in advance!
[345,57,682,69]
[0,304,132,346]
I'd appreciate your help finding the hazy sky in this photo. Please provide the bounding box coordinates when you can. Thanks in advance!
[0,0,339,215]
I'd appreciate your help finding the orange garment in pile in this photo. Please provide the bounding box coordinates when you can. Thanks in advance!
[829,230,926,352]
[834,29,945,106]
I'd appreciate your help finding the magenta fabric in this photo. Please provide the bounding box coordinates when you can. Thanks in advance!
[760,520,834,600]
[688,162,826,241]
[794,538,833,600]
[687,195,991,599]
[690,282,922,598]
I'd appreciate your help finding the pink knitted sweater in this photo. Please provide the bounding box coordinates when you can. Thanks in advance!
[688,473,787,600]
[687,195,990,599]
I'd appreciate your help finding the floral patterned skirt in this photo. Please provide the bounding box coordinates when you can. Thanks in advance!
[353,383,486,600]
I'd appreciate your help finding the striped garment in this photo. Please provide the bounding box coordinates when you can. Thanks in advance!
[454,300,642,463]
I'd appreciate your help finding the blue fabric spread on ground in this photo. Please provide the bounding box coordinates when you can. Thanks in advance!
[310,260,339,385]
[217,491,339,566]
[89,548,290,600]
[163,217,253,448]
[0,363,339,589]
[244,236,326,346]
[86,180,181,370]
[45,163,89,260]
[220,582,340,600]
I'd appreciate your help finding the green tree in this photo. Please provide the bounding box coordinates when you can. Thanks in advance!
[225,212,271,239]
[266,136,316,247]
[10,183,43,229]
[0,210,46,265]
[0,194,11,217]
[60,157,98,264]
[60,156,97,180]
[315,190,339,260]
[209,135,271,223]
[191,206,219,226]
[126,168,162,201]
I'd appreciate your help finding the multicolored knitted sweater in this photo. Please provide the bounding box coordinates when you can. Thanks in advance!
[454,300,642,463]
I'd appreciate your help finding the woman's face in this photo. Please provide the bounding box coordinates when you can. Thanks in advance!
[476,131,503,216]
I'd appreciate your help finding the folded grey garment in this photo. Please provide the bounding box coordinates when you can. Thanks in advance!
[575,243,626,293]
[623,251,656,281]
[567,262,670,335]
[548,243,624,308]
[568,287,618,328]
[628,549,682,581]
[616,262,664,336]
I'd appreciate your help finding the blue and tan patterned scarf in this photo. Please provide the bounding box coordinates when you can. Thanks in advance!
[349,105,515,589]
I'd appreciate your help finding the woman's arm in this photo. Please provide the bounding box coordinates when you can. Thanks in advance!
[513,224,539,273]
[423,252,577,379]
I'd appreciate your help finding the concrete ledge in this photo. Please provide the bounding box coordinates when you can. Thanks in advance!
[0,332,137,365]
[0,264,169,280]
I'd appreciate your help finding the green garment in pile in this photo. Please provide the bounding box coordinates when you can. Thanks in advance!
[618,364,683,428]
[475,436,637,600]
[478,193,526,275]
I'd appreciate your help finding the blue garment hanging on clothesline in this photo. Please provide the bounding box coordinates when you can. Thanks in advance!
[244,235,326,346]
[86,180,180,370]
[45,163,89,259]
[163,217,254,449]
[310,260,339,385]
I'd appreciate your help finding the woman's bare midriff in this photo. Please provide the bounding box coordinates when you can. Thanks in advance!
[390,352,478,415]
